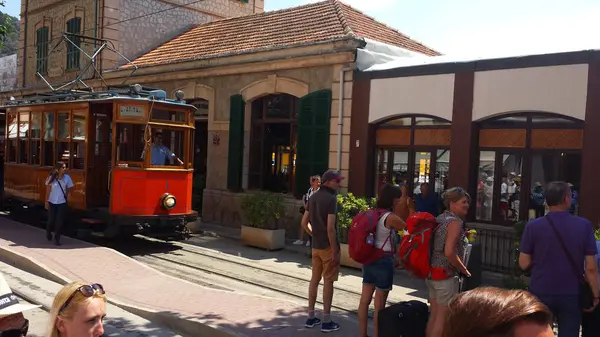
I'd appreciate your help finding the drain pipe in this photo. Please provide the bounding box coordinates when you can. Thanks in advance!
[337,66,353,171]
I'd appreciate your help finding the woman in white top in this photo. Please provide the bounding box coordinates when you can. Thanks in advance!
[45,162,74,246]
[358,184,407,337]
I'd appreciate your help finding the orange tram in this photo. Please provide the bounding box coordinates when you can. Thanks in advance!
[0,84,198,240]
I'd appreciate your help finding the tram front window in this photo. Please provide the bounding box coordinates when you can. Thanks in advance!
[149,129,184,166]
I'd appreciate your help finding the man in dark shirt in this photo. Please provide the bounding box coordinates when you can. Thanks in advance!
[300,170,343,333]
[519,181,599,337]
[415,182,439,216]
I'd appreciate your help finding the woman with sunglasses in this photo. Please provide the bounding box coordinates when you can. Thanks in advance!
[48,282,106,337]
[294,175,321,247]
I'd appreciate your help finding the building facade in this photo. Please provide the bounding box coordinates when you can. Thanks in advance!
[16,0,262,89]
[349,50,600,227]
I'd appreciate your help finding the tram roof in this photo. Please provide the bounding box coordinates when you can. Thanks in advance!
[0,85,197,110]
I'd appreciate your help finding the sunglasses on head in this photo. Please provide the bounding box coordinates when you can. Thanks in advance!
[0,319,28,337]
[59,284,105,314]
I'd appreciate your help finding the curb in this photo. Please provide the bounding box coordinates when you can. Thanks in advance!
[0,239,244,337]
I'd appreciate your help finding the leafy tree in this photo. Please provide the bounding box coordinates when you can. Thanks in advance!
[0,1,19,54]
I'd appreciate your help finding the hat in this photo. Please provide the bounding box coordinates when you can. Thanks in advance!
[0,273,41,318]
[321,170,345,183]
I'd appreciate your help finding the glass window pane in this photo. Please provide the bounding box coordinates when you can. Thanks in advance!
[562,153,581,216]
[531,115,577,126]
[414,152,431,194]
[476,151,495,221]
[57,113,70,140]
[434,149,450,194]
[151,108,186,122]
[43,141,54,166]
[73,113,86,140]
[150,128,185,166]
[381,117,412,127]
[265,94,292,119]
[30,140,41,165]
[44,112,55,140]
[31,113,42,139]
[7,140,16,162]
[482,115,527,127]
[375,148,388,196]
[18,112,29,138]
[7,113,17,139]
[56,142,70,164]
[414,117,450,126]
[116,123,145,167]
[72,142,85,170]
[391,151,409,186]
[500,154,523,222]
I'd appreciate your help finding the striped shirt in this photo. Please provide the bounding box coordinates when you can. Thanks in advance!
[303,187,319,205]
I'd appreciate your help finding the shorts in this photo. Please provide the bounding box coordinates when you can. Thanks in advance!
[312,247,340,282]
[362,255,394,291]
[425,276,459,306]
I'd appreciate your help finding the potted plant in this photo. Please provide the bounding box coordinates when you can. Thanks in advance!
[336,193,376,269]
[502,220,529,290]
[240,191,286,250]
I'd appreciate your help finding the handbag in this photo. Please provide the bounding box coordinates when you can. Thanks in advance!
[546,215,595,310]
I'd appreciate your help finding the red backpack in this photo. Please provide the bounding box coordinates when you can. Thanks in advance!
[348,208,392,265]
[398,212,439,279]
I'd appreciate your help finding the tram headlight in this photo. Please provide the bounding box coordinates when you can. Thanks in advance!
[161,193,177,210]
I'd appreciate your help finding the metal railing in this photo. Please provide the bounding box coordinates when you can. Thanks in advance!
[468,223,518,273]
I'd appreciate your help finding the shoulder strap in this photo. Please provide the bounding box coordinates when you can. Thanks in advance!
[546,215,583,281]
[56,177,68,202]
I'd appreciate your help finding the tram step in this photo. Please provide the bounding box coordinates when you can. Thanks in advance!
[81,218,104,225]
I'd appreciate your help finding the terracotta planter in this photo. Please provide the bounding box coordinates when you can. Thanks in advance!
[241,225,286,251]
[339,243,362,269]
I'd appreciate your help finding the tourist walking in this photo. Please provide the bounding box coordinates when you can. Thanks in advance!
[426,187,471,337]
[519,181,600,337]
[300,170,344,333]
[45,162,74,246]
[294,175,321,246]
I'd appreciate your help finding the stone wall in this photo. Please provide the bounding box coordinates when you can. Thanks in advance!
[0,54,18,92]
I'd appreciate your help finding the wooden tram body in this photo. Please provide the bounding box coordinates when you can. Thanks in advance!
[1,85,198,240]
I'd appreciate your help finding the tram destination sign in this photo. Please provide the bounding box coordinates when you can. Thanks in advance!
[120,105,145,118]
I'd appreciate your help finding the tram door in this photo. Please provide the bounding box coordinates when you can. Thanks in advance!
[87,103,112,208]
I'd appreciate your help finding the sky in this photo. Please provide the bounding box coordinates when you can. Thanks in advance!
[4,0,599,57]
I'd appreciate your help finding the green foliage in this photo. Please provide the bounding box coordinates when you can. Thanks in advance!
[336,193,376,230]
[192,174,205,212]
[240,192,285,230]
[502,220,530,290]
[595,228,600,241]
[0,3,19,54]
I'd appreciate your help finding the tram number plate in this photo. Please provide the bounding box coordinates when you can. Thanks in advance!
[120,106,145,118]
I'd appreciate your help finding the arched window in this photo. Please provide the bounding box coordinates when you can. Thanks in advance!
[474,112,583,224]
[373,115,451,208]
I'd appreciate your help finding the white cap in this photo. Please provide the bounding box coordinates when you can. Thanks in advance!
[0,272,41,318]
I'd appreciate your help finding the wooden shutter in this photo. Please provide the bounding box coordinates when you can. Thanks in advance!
[294,89,332,197]
[227,94,245,191]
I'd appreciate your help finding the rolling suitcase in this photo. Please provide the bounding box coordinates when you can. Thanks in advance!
[378,300,429,337]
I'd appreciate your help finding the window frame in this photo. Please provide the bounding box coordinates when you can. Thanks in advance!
[36,26,50,75]
[66,17,82,71]
[473,112,584,224]
[29,112,42,165]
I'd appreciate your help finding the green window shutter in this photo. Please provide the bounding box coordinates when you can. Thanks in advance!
[66,18,82,70]
[227,94,245,192]
[294,89,332,197]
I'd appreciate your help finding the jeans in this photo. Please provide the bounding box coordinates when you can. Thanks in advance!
[47,202,67,242]
[362,256,394,291]
[536,294,581,337]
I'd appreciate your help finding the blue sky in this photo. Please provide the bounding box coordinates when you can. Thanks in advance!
[4,0,599,56]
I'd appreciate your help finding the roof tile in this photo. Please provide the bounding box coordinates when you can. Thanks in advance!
[124,0,440,68]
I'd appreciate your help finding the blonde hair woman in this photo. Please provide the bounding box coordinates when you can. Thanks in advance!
[48,282,106,337]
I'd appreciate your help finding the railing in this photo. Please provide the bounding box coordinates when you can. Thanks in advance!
[468,222,518,273]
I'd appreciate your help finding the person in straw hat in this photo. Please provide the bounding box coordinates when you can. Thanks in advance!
[0,272,41,337]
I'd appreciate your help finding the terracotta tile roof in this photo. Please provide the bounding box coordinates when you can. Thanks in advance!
[124,0,440,68]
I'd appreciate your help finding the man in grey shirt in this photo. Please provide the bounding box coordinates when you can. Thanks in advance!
[301,170,343,333]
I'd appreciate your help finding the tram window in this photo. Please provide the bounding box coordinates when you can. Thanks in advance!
[151,109,186,123]
[30,141,41,165]
[149,128,185,166]
[7,140,16,163]
[18,112,29,164]
[57,113,70,140]
[31,113,41,139]
[116,123,145,164]
[71,142,84,170]
[30,113,41,165]
[73,113,86,140]
[56,142,70,164]
[43,142,54,166]
[44,112,54,140]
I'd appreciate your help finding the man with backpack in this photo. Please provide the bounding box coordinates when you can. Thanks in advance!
[300,170,344,333]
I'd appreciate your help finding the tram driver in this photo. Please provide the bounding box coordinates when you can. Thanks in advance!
[151,131,184,166]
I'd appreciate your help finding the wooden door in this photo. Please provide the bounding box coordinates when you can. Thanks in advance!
[86,104,112,208]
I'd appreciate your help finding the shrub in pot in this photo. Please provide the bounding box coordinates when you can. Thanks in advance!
[240,192,286,250]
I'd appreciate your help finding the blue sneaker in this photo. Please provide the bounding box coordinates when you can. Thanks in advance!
[305,317,321,328]
[320,321,340,333]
